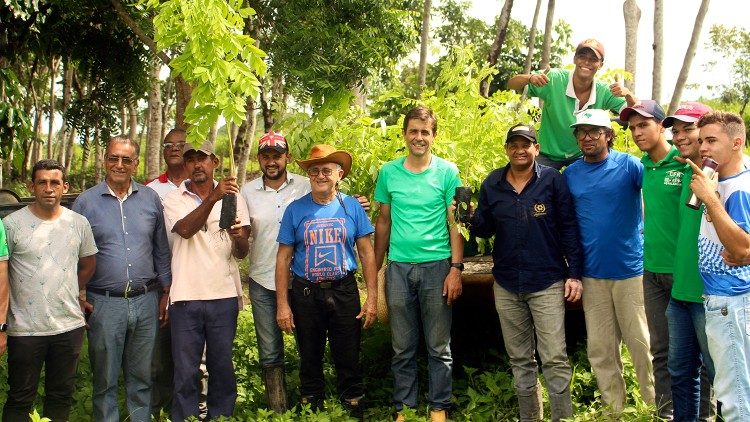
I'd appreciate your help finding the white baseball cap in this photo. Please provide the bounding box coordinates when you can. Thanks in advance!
[570,109,613,128]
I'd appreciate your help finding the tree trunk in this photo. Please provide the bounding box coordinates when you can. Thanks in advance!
[58,57,73,165]
[523,0,544,73]
[207,119,220,145]
[260,84,274,132]
[31,85,43,166]
[80,129,90,190]
[94,131,103,183]
[234,98,256,186]
[652,0,664,102]
[64,128,77,174]
[417,0,432,97]
[47,56,59,159]
[540,0,556,70]
[128,100,138,140]
[352,81,367,110]
[146,56,162,179]
[120,106,127,135]
[481,0,514,97]
[623,0,641,93]
[668,0,711,114]
[174,76,191,129]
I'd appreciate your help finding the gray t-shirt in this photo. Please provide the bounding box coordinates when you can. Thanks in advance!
[4,206,98,336]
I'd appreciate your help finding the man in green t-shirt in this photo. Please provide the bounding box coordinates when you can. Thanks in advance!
[620,100,680,420]
[374,106,464,422]
[662,101,716,421]
[508,38,638,169]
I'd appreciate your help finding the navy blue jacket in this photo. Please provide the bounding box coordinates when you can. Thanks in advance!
[470,162,583,293]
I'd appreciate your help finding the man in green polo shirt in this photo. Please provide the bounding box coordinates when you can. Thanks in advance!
[508,38,638,169]
[662,102,716,421]
[620,100,680,420]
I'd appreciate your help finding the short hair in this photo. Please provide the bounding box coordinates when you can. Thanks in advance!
[107,135,140,157]
[31,159,66,182]
[697,111,746,143]
[403,106,438,134]
[164,128,187,142]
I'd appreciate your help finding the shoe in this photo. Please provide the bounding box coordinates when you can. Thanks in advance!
[430,409,447,422]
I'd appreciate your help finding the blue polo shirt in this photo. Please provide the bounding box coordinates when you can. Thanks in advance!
[470,162,583,293]
[73,180,172,291]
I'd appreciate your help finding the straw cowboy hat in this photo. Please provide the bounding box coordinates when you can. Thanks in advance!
[296,144,353,179]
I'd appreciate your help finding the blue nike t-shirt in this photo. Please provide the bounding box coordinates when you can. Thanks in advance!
[277,192,374,282]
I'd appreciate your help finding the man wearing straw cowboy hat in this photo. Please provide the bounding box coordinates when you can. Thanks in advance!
[240,132,370,413]
[162,141,251,421]
[275,144,377,419]
[374,105,464,422]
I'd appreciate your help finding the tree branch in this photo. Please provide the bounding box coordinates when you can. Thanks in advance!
[110,0,171,65]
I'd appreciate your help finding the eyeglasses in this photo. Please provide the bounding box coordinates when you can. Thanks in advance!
[163,142,186,150]
[574,128,606,140]
[106,155,136,165]
[307,167,338,177]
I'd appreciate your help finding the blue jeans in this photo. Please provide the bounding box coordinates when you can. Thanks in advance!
[170,297,239,422]
[704,292,750,422]
[387,260,452,411]
[87,290,158,422]
[667,298,716,422]
[249,278,284,368]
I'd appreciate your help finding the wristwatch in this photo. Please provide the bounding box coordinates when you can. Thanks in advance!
[0,323,7,332]
[450,262,465,272]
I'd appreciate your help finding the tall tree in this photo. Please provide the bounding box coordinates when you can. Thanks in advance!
[652,0,664,102]
[669,0,711,113]
[481,0,514,97]
[623,0,641,92]
[523,0,543,74]
[417,0,432,97]
[541,0,556,69]
[146,56,161,179]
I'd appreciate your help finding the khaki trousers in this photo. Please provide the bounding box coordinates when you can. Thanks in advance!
[582,275,655,412]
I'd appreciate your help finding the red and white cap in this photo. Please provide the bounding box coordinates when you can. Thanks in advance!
[662,102,713,128]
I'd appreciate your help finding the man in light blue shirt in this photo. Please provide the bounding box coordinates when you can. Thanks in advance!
[73,136,171,422]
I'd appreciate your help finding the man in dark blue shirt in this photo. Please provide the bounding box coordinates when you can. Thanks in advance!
[469,124,583,422]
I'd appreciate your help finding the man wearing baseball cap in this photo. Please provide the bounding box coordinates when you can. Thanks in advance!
[662,102,717,421]
[564,109,655,415]
[163,141,251,420]
[468,124,583,421]
[619,100,680,420]
[508,38,638,170]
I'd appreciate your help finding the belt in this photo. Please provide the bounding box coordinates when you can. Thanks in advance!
[87,280,159,298]
[293,272,354,289]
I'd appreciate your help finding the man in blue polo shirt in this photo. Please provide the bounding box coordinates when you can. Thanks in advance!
[470,124,583,422]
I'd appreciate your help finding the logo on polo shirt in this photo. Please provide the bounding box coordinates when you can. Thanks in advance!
[532,203,547,217]
[664,170,683,187]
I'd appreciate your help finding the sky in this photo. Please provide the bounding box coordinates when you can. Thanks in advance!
[463,0,749,104]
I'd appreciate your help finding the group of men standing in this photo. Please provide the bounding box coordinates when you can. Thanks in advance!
[1,36,750,422]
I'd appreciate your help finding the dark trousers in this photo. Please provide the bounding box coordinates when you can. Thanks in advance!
[170,297,239,422]
[290,275,363,401]
[2,327,85,422]
[151,322,173,416]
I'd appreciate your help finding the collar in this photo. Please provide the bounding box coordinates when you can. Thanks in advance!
[498,161,541,186]
[157,172,169,183]
[254,172,300,191]
[98,180,136,198]
[179,179,219,203]
[641,144,679,167]
[565,71,597,110]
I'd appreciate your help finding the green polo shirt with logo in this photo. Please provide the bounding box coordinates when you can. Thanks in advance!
[671,165,704,303]
[642,146,684,273]
[527,68,626,161]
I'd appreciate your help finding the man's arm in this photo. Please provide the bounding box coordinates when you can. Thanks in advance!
[228,220,251,259]
[77,255,97,314]
[172,178,238,239]
[444,207,464,306]
[275,244,295,334]
[374,203,391,270]
[0,260,8,355]
[689,159,750,260]
[508,68,550,92]
[355,235,378,329]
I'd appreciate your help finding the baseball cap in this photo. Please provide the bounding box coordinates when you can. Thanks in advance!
[662,102,713,128]
[505,124,537,144]
[258,131,288,153]
[182,140,215,157]
[576,38,605,60]
[570,109,613,128]
[619,100,666,122]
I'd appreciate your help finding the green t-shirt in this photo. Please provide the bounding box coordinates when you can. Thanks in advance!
[527,68,627,161]
[642,146,684,273]
[671,165,704,303]
[374,156,461,263]
[0,219,8,259]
